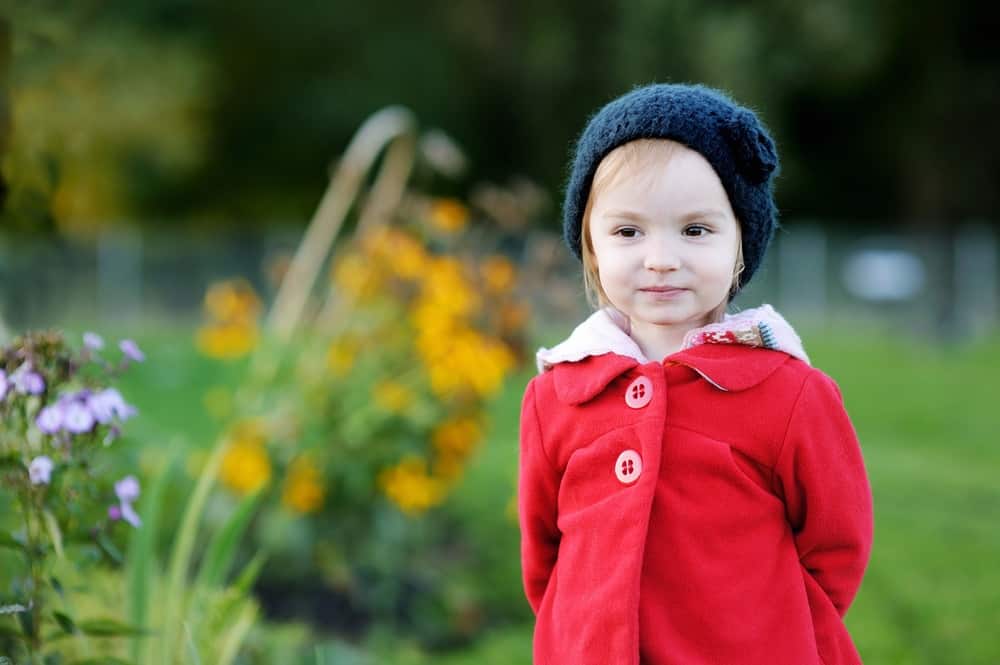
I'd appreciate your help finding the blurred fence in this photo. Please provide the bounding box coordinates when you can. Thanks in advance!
[1,222,997,343]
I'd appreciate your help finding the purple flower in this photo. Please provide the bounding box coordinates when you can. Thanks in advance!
[120,502,142,527]
[0,370,8,402]
[63,400,96,434]
[84,332,105,351]
[115,475,140,502]
[114,475,142,527]
[119,339,145,363]
[12,363,45,395]
[29,456,54,485]
[36,403,65,434]
[87,388,137,424]
[108,505,122,521]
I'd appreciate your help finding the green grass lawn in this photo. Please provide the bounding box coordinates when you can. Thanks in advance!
[54,321,1000,664]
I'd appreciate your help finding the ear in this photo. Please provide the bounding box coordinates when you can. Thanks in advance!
[722,108,779,185]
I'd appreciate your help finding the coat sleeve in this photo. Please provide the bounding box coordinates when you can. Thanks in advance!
[774,371,873,661]
[517,378,561,615]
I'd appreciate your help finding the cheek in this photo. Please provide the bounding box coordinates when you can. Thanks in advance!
[592,244,632,285]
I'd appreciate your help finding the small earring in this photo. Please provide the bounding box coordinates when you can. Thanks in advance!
[731,262,745,295]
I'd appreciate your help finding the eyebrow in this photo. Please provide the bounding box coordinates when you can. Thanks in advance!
[601,208,727,223]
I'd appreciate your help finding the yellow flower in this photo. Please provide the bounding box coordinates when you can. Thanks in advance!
[422,328,515,399]
[219,429,271,495]
[197,279,262,359]
[394,240,429,280]
[204,279,262,325]
[430,415,483,483]
[378,456,446,515]
[419,256,479,318]
[282,456,326,514]
[427,198,469,233]
[360,228,428,280]
[432,416,482,458]
[196,323,259,359]
[432,453,465,482]
[373,380,414,414]
[480,255,516,294]
[332,253,382,299]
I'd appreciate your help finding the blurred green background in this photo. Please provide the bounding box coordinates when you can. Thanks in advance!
[2,1,999,663]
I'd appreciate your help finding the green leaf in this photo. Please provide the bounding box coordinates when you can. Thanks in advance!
[194,489,263,590]
[232,550,268,596]
[160,438,227,665]
[17,606,35,639]
[0,531,26,552]
[215,602,257,665]
[50,575,65,598]
[76,618,147,637]
[183,621,202,665]
[53,610,77,634]
[0,621,24,639]
[0,454,26,473]
[128,453,178,663]
[96,531,123,565]
[43,509,65,559]
[68,658,137,665]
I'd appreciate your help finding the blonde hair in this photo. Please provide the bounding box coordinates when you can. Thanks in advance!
[580,139,744,323]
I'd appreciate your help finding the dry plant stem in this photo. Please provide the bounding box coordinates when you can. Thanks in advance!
[266,106,418,344]
[314,133,415,334]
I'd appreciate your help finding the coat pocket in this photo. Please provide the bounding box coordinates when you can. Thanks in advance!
[725,443,778,499]
[556,425,642,526]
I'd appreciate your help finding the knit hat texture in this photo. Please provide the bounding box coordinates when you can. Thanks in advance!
[562,83,780,292]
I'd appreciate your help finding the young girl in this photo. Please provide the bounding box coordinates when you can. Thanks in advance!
[518,83,873,665]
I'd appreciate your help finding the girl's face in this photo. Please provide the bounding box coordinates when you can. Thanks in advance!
[589,143,741,338]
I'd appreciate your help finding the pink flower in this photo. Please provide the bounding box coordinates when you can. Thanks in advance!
[0,370,8,402]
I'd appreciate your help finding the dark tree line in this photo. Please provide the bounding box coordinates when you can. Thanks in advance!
[2,0,998,234]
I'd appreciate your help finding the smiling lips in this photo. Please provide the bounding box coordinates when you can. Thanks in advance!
[640,286,687,294]
[638,286,688,300]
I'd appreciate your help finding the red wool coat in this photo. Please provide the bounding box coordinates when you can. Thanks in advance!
[518,317,873,664]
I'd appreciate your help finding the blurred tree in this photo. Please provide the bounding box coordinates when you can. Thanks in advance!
[0,1,209,236]
[1,0,997,235]
[1,17,10,211]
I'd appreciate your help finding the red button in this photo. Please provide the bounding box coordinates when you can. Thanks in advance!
[625,376,652,408]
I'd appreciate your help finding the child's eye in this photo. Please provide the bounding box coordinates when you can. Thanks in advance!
[615,227,639,238]
[683,225,711,237]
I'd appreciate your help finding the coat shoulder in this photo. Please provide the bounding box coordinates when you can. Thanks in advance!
[758,354,838,400]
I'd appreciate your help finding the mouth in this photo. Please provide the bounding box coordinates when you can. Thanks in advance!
[639,287,687,294]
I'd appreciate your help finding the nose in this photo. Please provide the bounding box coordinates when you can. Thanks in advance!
[644,237,681,272]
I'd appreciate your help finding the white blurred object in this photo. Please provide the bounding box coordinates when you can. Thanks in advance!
[842,248,926,301]
[419,129,467,178]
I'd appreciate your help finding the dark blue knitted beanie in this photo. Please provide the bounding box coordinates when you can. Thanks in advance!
[562,83,780,293]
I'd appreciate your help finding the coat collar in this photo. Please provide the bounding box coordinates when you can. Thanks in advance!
[537,305,809,405]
